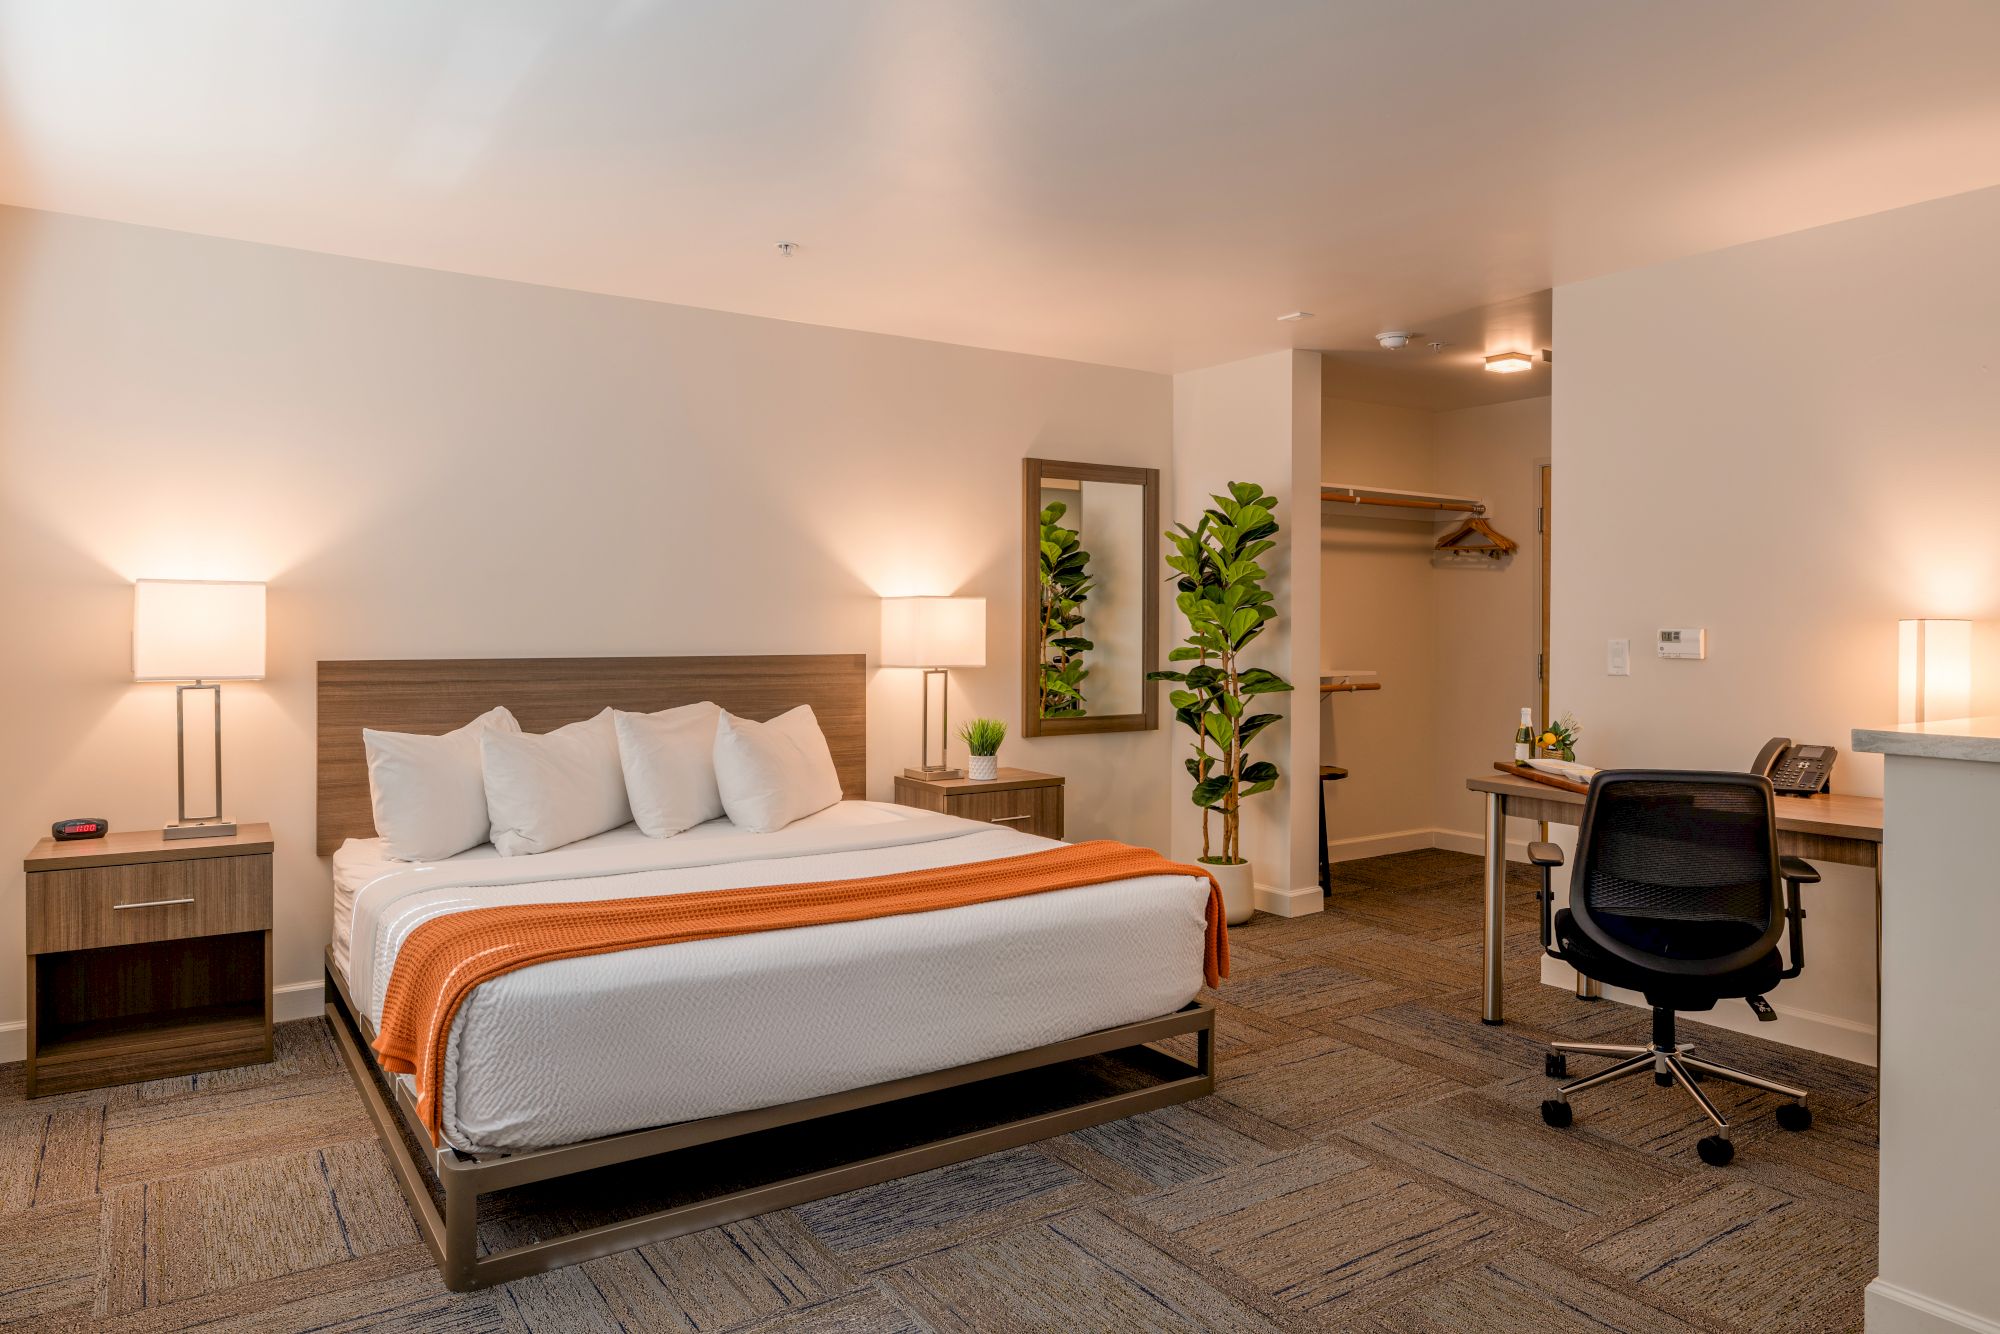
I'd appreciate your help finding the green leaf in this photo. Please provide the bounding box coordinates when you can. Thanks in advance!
[1165,646,1204,662]
[1237,668,1294,695]
[1191,776,1230,808]
[1237,712,1283,744]
[1240,761,1280,784]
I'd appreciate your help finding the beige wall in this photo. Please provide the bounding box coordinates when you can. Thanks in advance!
[1551,183,2000,1062]
[0,205,1177,1048]
[1318,389,1547,856]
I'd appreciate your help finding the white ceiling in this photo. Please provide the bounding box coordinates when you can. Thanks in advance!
[2,1,1998,375]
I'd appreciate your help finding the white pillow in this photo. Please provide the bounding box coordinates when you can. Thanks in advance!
[713,705,843,834]
[481,708,633,857]
[614,703,724,838]
[363,706,520,862]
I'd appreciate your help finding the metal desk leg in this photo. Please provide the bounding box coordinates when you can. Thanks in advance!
[1482,791,1506,1024]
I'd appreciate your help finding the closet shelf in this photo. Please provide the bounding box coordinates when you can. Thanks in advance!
[1320,483,1485,517]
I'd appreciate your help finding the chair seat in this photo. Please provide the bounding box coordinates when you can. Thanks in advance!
[1553,909,1781,1012]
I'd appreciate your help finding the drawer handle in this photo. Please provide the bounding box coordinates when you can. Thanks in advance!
[992,815,1033,825]
[112,897,196,911]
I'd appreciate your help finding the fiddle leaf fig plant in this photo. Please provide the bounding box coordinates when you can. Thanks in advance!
[1147,480,1294,865]
[1037,501,1095,718]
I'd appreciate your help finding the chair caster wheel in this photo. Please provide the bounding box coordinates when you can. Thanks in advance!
[1540,1099,1573,1128]
[1655,1072,1674,1087]
[1697,1135,1735,1166]
[1545,1053,1566,1078]
[1776,1102,1812,1132]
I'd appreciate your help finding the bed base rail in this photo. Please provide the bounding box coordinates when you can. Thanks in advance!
[323,949,1215,1292]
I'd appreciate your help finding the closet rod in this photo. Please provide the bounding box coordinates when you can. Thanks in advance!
[1320,486,1485,515]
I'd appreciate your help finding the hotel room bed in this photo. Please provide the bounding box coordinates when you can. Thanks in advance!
[317,652,1217,1291]
[333,800,1210,1154]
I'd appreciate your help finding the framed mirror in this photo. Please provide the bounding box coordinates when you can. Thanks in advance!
[1022,458,1159,736]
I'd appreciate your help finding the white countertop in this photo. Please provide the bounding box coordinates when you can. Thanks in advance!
[1852,716,2000,763]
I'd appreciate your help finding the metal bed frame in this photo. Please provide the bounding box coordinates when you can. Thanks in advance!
[324,950,1214,1291]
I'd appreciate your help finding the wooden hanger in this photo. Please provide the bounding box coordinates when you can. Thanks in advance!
[1434,515,1518,559]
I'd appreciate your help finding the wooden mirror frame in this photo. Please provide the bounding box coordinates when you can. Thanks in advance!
[1021,458,1160,736]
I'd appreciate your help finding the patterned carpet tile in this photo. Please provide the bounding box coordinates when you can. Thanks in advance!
[1212,1034,1469,1134]
[1580,1180,1875,1332]
[1039,1102,1290,1197]
[791,1145,1105,1272]
[0,849,1878,1333]
[1339,1082,1689,1232]
[882,1206,1281,1333]
[1356,1243,1717,1334]
[1126,1144,1509,1319]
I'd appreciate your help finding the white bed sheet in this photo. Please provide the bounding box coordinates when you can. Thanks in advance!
[332,801,1209,1154]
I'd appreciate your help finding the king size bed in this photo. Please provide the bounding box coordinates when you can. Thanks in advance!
[317,653,1219,1291]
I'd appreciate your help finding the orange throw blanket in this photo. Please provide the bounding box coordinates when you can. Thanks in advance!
[373,840,1227,1143]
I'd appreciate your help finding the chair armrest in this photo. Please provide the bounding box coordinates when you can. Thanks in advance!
[1777,858,1815,978]
[1528,842,1564,868]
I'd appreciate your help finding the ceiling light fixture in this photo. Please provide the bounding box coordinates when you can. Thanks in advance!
[1485,352,1534,374]
[1276,311,1314,322]
[1375,331,1413,350]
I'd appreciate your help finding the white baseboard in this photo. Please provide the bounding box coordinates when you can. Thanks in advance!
[1326,827,1530,867]
[1255,882,1325,918]
[1867,1280,2000,1334]
[1537,956,1877,1068]
[1325,828,1437,862]
[275,979,326,1023]
[0,981,330,1067]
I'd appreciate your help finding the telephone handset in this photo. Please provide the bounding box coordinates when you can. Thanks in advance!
[1752,737,1837,797]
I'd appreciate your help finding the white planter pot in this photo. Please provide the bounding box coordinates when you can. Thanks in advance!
[1203,859,1257,925]
[967,754,999,781]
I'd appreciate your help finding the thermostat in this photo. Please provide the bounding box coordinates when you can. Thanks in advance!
[1657,628,1707,660]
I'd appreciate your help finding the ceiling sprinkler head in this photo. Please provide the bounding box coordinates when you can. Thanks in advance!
[1375,331,1412,350]
[775,242,799,257]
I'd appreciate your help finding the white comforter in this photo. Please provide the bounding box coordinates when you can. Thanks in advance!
[333,801,1209,1154]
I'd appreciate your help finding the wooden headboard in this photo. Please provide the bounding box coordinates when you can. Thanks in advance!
[316,654,867,855]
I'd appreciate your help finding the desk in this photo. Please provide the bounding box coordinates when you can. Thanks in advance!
[1465,773,1884,1033]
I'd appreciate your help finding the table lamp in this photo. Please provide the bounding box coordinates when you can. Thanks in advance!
[133,579,266,838]
[881,596,985,779]
[1898,618,1971,725]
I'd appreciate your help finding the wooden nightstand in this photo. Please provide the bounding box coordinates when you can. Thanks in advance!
[892,769,1064,839]
[23,823,274,1096]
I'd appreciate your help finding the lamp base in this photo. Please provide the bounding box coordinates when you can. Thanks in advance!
[163,818,237,841]
[903,765,965,782]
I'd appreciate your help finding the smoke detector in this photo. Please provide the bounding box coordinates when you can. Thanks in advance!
[1375,331,1413,350]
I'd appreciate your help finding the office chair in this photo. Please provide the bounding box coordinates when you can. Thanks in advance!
[1528,770,1818,1166]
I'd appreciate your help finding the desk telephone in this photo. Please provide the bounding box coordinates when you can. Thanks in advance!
[1752,738,1837,796]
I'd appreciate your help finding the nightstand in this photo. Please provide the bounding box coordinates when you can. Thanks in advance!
[23,823,273,1096]
[892,769,1064,839]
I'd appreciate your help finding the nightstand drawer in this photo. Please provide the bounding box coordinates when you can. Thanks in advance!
[27,854,272,954]
[947,785,1064,839]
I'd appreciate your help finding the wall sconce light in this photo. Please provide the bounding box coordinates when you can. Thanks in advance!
[1898,618,1972,724]
[1484,352,1535,374]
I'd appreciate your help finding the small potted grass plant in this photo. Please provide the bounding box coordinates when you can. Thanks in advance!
[958,718,1007,781]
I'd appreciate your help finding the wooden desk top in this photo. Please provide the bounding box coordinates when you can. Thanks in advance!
[1466,773,1882,843]
[25,823,274,872]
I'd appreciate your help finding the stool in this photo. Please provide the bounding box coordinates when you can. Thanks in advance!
[1319,765,1348,895]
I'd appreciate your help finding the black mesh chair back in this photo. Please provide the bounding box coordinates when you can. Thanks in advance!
[1568,770,1785,977]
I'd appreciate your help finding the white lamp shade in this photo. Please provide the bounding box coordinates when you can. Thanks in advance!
[881,596,985,668]
[1898,618,1971,725]
[133,579,267,681]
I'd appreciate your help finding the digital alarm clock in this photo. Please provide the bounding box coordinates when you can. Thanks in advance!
[52,817,109,841]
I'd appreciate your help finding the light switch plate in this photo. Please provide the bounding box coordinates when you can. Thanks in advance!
[1607,639,1631,676]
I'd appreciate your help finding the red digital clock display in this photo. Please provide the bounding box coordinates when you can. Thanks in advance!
[52,818,108,841]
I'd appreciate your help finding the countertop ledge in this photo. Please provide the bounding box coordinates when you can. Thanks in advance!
[1852,717,2000,763]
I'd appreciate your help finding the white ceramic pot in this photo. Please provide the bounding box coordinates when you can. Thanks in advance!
[967,754,999,781]
[1203,858,1256,925]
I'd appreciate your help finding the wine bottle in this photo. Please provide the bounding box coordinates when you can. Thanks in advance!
[1514,707,1534,763]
